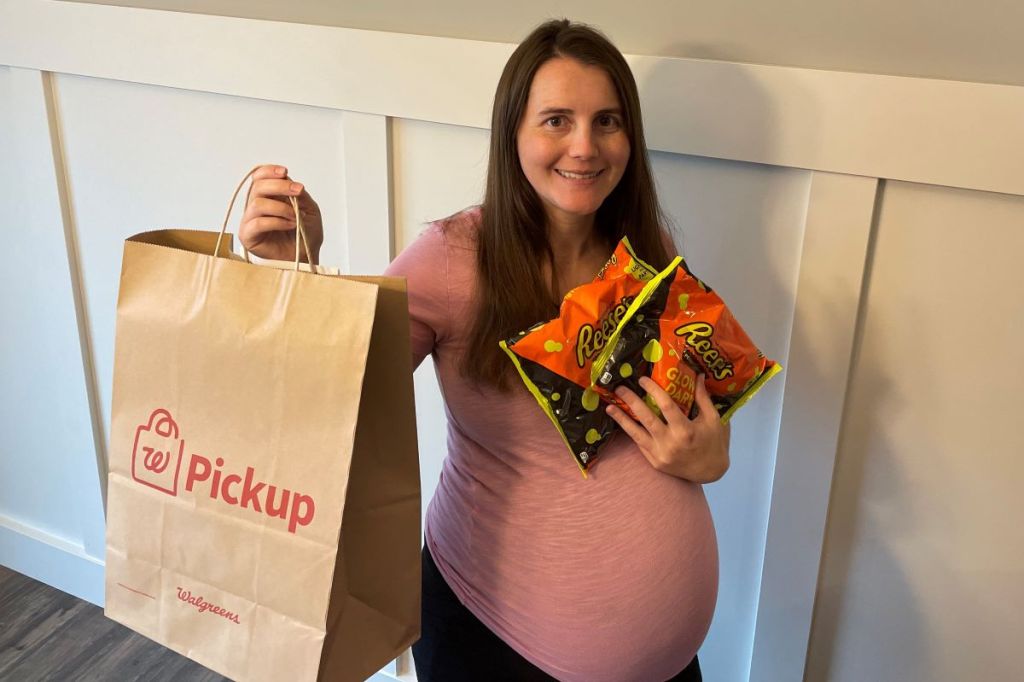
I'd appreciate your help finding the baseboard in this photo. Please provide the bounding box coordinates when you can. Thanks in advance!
[0,513,105,607]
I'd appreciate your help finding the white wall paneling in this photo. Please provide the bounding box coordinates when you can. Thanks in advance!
[2,1,1022,680]
[651,153,811,682]
[39,69,111,523]
[0,515,105,606]
[51,72,349,465]
[391,118,489,249]
[0,66,107,605]
[2,67,349,604]
[749,172,880,682]
[804,182,1024,682]
[341,111,393,274]
[3,1,1024,195]
[55,0,1024,89]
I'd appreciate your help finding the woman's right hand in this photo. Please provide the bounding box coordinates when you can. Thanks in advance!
[238,164,324,264]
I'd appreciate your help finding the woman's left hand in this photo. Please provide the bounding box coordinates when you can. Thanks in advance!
[606,374,730,483]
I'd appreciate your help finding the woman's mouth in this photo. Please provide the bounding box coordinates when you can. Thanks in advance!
[555,169,604,180]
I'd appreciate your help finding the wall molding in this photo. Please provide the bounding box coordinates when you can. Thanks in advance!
[748,172,880,682]
[1,0,1022,197]
[341,111,394,274]
[38,68,111,526]
[0,513,105,606]
[2,64,110,603]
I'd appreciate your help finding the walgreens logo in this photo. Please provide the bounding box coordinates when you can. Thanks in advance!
[131,408,316,534]
[176,586,241,625]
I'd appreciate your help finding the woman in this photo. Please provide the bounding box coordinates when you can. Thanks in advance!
[240,19,729,682]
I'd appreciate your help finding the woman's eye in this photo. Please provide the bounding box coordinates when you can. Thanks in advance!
[598,115,621,129]
[545,116,565,128]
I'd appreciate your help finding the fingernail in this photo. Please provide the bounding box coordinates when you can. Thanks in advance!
[275,167,286,176]
[290,182,302,194]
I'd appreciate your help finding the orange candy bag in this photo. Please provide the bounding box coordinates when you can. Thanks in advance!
[500,237,781,476]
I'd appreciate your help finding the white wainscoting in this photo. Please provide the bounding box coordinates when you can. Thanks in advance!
[651,153,812,681]
[804,181,1024,682]
[1,65,107,605]
[51,72,352,444]
[2,2,1022,681]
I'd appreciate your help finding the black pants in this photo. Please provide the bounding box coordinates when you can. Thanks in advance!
[413,545,702,682]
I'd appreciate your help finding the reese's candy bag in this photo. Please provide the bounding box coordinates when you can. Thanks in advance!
[502,236,782,478]
[590,254,781,424]
[500,238,659,476]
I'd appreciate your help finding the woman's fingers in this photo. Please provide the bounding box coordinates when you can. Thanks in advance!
[637,376,689,430]
[605,404,654,454]
[251,178,304,201]
[240,197,297,243]
[692,374,719,424]
[248,216,298,235]
[252,164,288,181]
[612,384,665,436]
[243,196,298,224]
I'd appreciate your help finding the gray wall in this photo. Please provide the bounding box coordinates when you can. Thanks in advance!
[63,0,1024,86]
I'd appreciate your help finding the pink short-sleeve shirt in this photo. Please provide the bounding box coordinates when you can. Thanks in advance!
[384,207,718,682]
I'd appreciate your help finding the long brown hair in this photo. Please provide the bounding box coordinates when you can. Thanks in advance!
[464,18,671,390]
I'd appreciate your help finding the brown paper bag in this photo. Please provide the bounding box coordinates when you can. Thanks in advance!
[104,170,421,682]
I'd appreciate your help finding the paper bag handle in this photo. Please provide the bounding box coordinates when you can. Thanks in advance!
[213,165,316,272]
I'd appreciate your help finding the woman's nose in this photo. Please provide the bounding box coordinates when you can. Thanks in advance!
[568,126,598,159]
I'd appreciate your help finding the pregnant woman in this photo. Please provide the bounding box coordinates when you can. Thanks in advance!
[240,19,729,682]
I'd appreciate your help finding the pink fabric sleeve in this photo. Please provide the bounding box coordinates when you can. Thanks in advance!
[383,223,450,370]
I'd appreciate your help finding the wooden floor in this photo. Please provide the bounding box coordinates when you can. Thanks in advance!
[0,563,227,681]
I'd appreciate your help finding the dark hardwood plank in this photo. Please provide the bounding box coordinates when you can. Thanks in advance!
[0,564,228,681]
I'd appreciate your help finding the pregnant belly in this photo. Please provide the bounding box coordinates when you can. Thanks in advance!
[429,445,720,682]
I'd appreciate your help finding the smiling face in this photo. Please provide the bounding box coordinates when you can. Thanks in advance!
[516,57,631,232]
